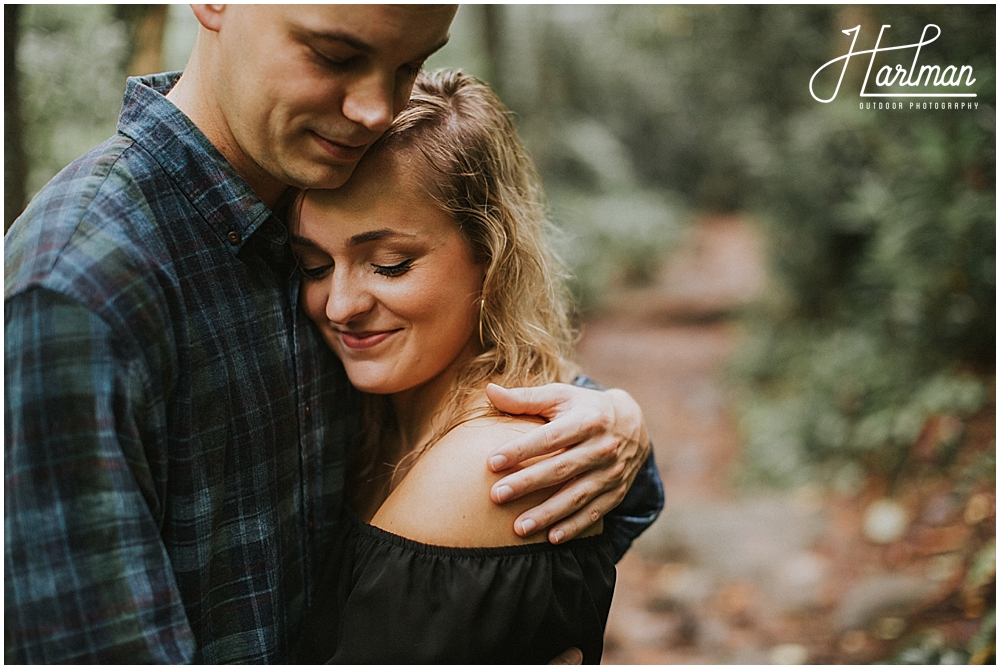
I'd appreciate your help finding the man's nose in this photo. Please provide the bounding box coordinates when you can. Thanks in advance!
[343,72,395,135]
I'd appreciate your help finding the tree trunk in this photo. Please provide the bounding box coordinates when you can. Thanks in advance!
[481,4,505,97]
[5,4,28,232]
[117,5,168,77]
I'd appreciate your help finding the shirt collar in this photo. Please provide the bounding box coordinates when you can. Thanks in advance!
[116,72,275,256]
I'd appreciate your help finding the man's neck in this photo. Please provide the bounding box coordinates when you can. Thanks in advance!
[165,71,287,209]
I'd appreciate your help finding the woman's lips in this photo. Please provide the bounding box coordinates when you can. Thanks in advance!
[312,132,368,163]
[339,330,396,350]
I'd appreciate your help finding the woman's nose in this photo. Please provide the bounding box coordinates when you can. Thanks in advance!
[325,271,376,325]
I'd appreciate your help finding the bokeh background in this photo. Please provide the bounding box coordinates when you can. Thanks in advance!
[5,5,995,664]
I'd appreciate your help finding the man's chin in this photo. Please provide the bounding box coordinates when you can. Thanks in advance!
[286,163,359,191]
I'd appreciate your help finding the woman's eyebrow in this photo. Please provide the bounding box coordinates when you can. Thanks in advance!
[346,229,418,247]
[290,233,318,248]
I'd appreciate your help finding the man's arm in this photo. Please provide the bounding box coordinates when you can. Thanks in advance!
[485,379,664,559]
[5,288,195,663]
[602,449,663,561]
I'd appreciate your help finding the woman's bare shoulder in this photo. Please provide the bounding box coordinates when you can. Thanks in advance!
[369,415,552,548]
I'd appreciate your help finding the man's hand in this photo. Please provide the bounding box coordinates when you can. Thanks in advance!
[485,382,650,544]
[549,647,584,664]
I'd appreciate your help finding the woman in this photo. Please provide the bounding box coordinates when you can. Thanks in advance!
[292,70,615,664]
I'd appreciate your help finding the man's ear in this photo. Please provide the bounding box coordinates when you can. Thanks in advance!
[189,5,226,33]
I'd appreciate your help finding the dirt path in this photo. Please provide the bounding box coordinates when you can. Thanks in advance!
[576,215,766,663]
[578,317,745,663]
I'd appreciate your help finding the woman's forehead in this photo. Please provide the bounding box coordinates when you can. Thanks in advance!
[301,154,450,230]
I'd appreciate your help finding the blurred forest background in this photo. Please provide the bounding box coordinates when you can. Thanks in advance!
[4,4,995,664]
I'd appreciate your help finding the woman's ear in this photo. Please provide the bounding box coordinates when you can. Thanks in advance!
[189,5,226,33]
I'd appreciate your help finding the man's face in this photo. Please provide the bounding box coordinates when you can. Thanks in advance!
[209,5,456,194]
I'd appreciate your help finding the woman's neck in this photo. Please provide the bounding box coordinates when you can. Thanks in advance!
[390,341,483,471]
[351,341,485,522]
[392,366,463,455]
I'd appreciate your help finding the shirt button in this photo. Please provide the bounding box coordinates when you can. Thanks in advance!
[227,230,242,245]
[263,222,277,235]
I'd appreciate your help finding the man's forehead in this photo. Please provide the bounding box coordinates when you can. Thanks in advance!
[287,4,456,44]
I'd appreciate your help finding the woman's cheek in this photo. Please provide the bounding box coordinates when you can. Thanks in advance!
[302,283,328,327]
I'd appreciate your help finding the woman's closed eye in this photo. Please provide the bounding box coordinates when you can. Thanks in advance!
[372,259,413,277]
[295,257,334,281]
[295,257,413,280]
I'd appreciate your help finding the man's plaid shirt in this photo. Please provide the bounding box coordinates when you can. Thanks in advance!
[5,73,359,663]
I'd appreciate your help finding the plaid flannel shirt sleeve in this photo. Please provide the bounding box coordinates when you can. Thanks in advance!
[572,375,664,562]
[4,287,195,664]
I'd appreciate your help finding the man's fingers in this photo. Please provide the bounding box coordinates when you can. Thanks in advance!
[488,420,574,473]
[486,382,567,418]
[490,436,615,503]
[512,480,624,540]
[485,382,651,545]
[544,490,624,543]
[548,647,583,665]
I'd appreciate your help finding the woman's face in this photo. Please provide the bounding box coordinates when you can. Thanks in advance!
[293,153,485,396]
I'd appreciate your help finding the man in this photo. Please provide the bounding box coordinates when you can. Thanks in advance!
[5,6,662,663]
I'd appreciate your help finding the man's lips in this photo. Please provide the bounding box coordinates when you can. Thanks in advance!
[311,131,368,163]
[339,330,398,350]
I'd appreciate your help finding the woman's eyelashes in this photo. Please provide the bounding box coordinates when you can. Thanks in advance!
[372,258,414,277]
[297,259,333,280]
[294,256,414,280]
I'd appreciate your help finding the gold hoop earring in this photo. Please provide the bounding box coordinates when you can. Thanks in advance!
[478,297,486,347]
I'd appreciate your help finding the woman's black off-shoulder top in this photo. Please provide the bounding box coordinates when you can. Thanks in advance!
[295,510,616,664]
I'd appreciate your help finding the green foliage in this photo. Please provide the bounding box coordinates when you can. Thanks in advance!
[18,5,130,195]
[967,607,996,664]
[15,6,195,204]
[883,608,995,664]
[879,542,994,664]
[730,6,995,484]
[550,188,685,309]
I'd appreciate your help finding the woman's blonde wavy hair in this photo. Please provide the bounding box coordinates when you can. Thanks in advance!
[324,69,578,502]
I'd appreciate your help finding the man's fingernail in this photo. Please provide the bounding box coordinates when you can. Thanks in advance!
[495,484,513,503]
[552,530,565,543]
[489,455,507,470]
[520,518,537,535]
